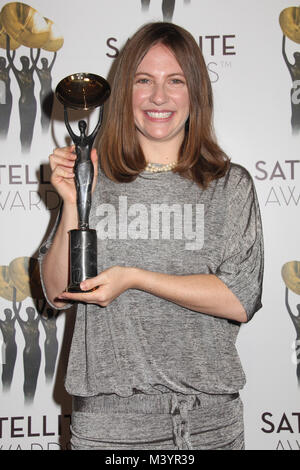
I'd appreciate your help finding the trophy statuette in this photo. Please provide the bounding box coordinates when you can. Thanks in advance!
[55,73,110,292]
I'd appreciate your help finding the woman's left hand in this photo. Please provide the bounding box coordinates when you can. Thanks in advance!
[57,266,136,306]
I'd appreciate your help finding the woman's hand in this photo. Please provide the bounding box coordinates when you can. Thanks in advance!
[49,146,98,205]
[57,266,137,306]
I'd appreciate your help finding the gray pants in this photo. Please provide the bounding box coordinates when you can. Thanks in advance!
[71,391,244,450]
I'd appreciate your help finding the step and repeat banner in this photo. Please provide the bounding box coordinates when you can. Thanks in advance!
[0,0,299,450]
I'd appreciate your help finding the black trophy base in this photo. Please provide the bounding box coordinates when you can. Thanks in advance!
[67,228,98,293]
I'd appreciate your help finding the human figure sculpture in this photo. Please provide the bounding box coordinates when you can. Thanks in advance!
[0,308,17,391]
[141,0,190,21]
[282,35,300,134]
[6,36,40,152]
[64,107,103,230]
[285,287,300,384]
[40,308,58,382]
[15,306,41,404]
[141,0,175,21]
[0,54,14,139]
[31,51,57,132]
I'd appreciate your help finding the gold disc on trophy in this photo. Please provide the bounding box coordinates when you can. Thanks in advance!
[56,73,111,110]
[279,6,300,44]
[281,261,300,295]
[0,265,27,301]
[0,20,20,50]
[42,18,64,52]
[0,2,50,48]
[8,256,40,299]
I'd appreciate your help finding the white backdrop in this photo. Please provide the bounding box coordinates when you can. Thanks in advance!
[0,0,299,450]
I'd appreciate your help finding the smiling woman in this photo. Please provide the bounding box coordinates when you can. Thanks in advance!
[132,43,190,159]
[39,22,264,451]
[99,22,229,189]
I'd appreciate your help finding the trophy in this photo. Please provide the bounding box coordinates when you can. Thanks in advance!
[55,73,110,292]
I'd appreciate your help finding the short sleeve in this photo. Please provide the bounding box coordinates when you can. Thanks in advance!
[38,203,73,311]
[215,167,264,322]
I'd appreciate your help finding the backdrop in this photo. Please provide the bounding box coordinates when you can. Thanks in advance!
[0,0,299,451]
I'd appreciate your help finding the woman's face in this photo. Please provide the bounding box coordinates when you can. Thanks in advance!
[132,43,190,148]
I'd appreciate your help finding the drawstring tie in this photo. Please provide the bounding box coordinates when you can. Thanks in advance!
[170,393,193,450]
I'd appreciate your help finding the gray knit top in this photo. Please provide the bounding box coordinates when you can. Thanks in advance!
[39,162,264,397]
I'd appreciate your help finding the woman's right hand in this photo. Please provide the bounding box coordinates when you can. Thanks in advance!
[49,146,98,205]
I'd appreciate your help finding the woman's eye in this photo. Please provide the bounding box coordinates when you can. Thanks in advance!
[136,78,150,84]
[170,78,185,85]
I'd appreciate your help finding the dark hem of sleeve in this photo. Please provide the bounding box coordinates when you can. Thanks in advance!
[216,272,263,323]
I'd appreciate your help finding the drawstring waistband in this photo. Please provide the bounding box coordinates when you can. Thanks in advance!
[73,391,239,450]
[170,393,193,450]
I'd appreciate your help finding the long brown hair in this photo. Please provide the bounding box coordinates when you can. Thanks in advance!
[99,22,230,189]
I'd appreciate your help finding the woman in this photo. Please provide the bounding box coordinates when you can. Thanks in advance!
[39,22,264,450]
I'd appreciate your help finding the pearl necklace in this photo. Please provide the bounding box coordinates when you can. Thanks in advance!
[144,161,177,173]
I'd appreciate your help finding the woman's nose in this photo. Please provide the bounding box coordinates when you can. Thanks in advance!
[149,83,168,105]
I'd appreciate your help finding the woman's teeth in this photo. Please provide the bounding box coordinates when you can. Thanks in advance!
[146,111,173,118]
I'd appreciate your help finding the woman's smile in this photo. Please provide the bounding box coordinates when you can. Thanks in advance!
[144,110,175,121]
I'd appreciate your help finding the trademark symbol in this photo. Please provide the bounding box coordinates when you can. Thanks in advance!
[220,60,232,69]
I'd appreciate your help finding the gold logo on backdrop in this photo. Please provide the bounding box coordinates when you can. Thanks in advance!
[279,6,300,43]
[280,6,300,134]
[0,256,43,302]
[281,261,300,385]
[0,2,64,53]
[0,2,64,151]
[282,261,300,295]
[0,256,60,404]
